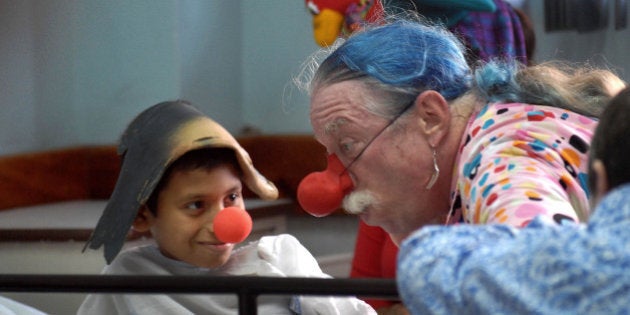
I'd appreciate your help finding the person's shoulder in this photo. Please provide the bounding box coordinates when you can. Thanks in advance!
[102,244,161,274]
[590,184,630,227]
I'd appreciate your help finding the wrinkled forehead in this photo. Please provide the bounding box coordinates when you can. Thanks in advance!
[310,81,374,131]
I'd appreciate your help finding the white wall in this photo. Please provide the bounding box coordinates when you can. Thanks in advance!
[178,1,244,129]
[0,0,317,156]
[0,1,37,154]
[526,1,629,80]
[0,1,628,157]
[1,0,183,155]
[241,1,318,134]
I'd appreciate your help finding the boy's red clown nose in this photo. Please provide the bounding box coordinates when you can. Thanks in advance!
[297,154,354,217]
[213,207,253,243]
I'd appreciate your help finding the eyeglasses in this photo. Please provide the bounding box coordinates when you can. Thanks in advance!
[340,100,415,173]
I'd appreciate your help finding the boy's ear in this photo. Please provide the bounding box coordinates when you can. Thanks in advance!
[132,206,155,232]
[413,90,451,147]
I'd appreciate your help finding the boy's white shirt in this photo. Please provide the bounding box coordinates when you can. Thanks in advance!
[78,234,376,315]
[0,295,47,315]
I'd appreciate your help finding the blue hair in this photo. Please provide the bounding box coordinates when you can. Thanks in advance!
[315,20,471,102]
[474,60,521,103]
[309,19,615,118]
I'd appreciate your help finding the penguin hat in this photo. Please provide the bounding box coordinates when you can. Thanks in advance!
[84,100,278,264]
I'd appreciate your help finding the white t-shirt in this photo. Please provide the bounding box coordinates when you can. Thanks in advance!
[0,296,47,315]
[78,234,375,315]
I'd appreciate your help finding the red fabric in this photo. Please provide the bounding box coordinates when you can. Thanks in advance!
[350,220,399,309]
[306,0,351,13]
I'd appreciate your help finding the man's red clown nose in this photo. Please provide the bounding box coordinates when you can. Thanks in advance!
[213,207,253,243]
[297,154,354,217]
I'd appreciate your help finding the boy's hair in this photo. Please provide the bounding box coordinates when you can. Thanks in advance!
[145,147,242,215]
[589,87,630,191]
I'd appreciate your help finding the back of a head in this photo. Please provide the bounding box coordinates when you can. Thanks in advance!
[589,87,630,190]
[474,60,625,118]
[310,18,472,116]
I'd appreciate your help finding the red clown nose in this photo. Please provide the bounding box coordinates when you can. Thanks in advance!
[213,207,253,243]
[297,154,354,217]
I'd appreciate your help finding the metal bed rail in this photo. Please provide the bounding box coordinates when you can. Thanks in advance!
[0,274,399,315]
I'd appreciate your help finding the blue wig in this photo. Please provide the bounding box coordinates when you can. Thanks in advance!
[474,60,521,103]
[317,20,472,100]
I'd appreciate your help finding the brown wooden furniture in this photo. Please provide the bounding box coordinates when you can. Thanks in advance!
[0,134,327,211]
[0,134,329,241]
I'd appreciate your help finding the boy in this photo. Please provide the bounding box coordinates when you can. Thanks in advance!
[397,87,630,314]
[79,100,375,314]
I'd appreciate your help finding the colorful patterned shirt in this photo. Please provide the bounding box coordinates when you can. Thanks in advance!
[398,183,630,314]
[447,102,597,227]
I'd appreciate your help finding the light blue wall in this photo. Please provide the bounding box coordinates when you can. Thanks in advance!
[62,1,182,145]
[178,0,243,129]
[241,1,318,134]
[0,1,37,154]
[1,1,628,156]
[1,0,183,155]
[0,0,316,156]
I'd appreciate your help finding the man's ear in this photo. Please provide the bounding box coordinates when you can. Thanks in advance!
[413,90,451,147]
[132,206,155,232]
[591,159,609,202]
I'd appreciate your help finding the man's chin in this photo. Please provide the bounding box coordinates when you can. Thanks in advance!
[358,210,390,231]
[357,210,370,223]
[342,189,375,215]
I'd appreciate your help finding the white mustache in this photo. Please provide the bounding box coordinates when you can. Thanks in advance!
[342,190,375,215]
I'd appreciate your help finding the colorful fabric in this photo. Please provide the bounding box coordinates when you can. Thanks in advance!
[342,0,378,35]
[78,234,375,315]
[447,102,596,227]
[450,0,528,64]
[419,0,496,12]
[398,183,630,314]
[350,102,595,310]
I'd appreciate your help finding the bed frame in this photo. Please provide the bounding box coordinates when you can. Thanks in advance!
[0,274,399,315]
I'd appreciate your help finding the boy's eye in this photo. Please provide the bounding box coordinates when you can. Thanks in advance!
[184,201,204,212]
[225,193,240,205]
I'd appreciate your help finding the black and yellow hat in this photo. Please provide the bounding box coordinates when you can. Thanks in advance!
[84,100,278,263]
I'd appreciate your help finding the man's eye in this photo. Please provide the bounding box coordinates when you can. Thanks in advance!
[340,141,354,154]
[340,139,365,160]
